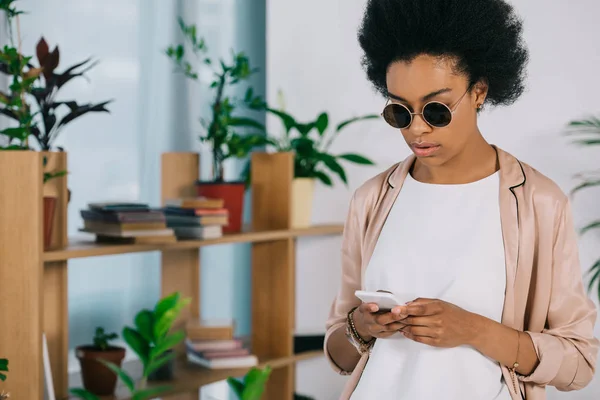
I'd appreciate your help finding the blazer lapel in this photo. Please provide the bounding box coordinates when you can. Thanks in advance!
[496,147,526,329]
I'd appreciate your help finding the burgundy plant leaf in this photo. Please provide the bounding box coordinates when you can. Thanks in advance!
[36,37,49,67]
[42,46,60,81]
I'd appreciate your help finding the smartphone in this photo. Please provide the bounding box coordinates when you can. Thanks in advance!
[354,290,407,311]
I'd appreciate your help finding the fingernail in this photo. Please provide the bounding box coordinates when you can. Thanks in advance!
[371,305,379,312]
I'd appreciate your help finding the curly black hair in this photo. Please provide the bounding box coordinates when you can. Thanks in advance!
[357,0,529,107]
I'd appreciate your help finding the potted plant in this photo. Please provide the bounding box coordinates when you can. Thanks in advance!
[70,292,191,400]
[227,365,272,400]
[0,358,7,382]
[0,1,39,151]
[75,327,125,396]
[0,357,8,400]
[249,100,377,228]
[564,115,600,303]
[42,155,67,250]
[165,18,270,233]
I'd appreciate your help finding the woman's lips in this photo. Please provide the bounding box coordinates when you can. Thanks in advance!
[410,142,441,157]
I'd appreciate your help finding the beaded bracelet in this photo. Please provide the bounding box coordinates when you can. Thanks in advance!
[345,306,374,355]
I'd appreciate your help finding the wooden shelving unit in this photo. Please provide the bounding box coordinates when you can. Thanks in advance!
[0,151,343,400]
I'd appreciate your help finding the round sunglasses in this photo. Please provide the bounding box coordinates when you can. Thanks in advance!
[381,86,473,129]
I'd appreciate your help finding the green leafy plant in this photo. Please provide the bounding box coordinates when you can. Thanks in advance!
[0,0,39,150]
[565,115,600,303]
[0,358,8,381]
[165,18,270,182]
[70,292,191,400]
[227,365,272,400]
[92,327,118,351]
[42,154,67,183]
[247,103,377,187]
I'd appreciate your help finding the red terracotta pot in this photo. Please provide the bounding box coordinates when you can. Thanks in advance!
[43,196,57,250]
[196,181,245,233]
[76,345,126,396]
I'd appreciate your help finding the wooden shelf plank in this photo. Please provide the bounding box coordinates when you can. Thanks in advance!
[67,351,323,400]
[44,224,343,262]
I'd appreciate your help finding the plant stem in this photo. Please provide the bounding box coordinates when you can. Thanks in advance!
[210,73,227,182]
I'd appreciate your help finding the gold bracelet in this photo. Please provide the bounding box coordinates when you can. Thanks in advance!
[512,330,521,371]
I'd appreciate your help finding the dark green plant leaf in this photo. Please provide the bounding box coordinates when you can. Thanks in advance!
[319,153,347,185]
[145,349,176,377]
[228,117,265,131]
[242,365,272,400]
[227,376,245,398]
[315,112,328,136]
[570,179,600,197]
[573,139,600,146]
[337,153,375,165]
[122,326,149,365]
[587,259,600,297]
[135,310,155,344]
[69,388,101,400]
[336,114,379,132]
[313,170,333,186]
[0,358,7,371]
[154,297,191,339]
[0,372,5,381]
[97,359,135,392]
[154,292,180,321]
[291,137,316,156]
[295,122,314,136]
[151,331,185,359]
[131,385,173,400]
[581,221,600,235]
[266,107,297,134]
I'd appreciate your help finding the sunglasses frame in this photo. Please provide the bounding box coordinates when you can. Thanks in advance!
[381,85,474,129]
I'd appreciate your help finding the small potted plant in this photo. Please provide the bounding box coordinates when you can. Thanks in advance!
[42,155,67,250]
[0,357,8,400]
[70,292,191,400]
[249,97,377,227]
[165,18,270,233]
[227,365,272,400]
[75,327,125,396]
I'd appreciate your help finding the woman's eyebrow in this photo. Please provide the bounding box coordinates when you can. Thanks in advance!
[387,88,453,102]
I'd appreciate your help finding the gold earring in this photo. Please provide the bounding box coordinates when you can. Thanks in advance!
[477,104,482,110]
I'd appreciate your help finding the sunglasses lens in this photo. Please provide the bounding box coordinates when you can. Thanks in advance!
[423,102,452,127]
[383,104,411,129]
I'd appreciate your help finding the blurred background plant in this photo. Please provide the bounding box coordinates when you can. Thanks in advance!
[165,17,269,183]
[565,115,600,303]
[0,1,111,151]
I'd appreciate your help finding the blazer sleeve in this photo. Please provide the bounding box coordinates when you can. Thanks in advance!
[323,191,365,375]
[521,198,599,390]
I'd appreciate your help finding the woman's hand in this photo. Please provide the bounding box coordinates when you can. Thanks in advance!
[353,302,409,341]
[399,298,482,348]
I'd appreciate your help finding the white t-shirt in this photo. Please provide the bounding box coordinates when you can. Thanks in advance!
[350,171,511,400]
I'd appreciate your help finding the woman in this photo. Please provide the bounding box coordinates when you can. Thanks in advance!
[324,1,599,399]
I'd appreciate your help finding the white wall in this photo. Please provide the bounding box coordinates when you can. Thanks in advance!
[266,1,600,399]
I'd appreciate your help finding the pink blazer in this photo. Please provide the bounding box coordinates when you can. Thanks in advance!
[325,146,599,399]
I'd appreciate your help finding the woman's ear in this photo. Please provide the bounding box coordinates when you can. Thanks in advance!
[473,80,489,109]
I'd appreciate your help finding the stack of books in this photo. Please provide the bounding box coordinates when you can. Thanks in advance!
[185,319,258,369]
[79,202,176,244]
[163,197,229,240]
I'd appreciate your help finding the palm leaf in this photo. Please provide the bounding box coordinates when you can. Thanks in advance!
[335,114,379,132]
[337,153,375,165]
[581,221,600,235]
[570,179,600,197]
